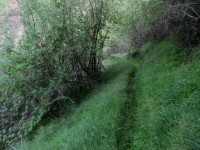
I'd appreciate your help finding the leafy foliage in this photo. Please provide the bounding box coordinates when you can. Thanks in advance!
[126,0,200,48]
[13,56,132,150]
[0,0,112,148]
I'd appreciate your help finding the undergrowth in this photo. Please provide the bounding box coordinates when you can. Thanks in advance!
[12,55,134,150]
[10,38,200,150]
[131,38,200,150]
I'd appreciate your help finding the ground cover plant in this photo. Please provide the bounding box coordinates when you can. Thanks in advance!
[0,0,112,148]
[131,39,200,150]
[1,0,200,149]
[13,56,135,150]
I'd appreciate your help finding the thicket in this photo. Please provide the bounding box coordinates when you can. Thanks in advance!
[0,0,112,148]
[1,0,200,149]
[13,56,132,150]
[129,0,200,48]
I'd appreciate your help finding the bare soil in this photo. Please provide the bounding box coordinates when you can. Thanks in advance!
[0,0,23,50]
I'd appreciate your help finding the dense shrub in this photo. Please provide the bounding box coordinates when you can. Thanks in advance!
[130,0,200,48]
[0,0,111,148]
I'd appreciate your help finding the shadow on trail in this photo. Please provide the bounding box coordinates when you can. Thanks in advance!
[117,70,137,150]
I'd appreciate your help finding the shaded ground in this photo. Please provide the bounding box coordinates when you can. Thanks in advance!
[117,68,137,150]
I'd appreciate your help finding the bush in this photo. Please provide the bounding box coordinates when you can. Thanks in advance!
[0,0,111,148]
[130,0,200,48]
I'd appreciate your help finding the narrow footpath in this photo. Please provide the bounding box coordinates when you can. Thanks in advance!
[117,68,137,150]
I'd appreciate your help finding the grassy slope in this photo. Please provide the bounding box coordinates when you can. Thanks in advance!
[13,56,134,150]
[131,39,200,150]
[12,38,200,150]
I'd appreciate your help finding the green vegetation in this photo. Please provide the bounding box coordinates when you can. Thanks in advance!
[0,0,113,148]
[117,68,136,150]
[1,0,200,149]
[14,56,134,150]
[12,38,200,150]
[0,0,6,13]
[131,39,200,149]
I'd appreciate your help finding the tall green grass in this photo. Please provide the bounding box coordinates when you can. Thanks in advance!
[131,39,200,150]
[12,38,200,150]
[13,56,133,150]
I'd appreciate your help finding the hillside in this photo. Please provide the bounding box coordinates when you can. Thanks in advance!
[11,38,200,150]
[132,39,200,149]
[1,0,200,150]
[13,56,136,150]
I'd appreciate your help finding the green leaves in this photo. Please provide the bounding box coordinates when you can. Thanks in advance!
[0,0,113,148]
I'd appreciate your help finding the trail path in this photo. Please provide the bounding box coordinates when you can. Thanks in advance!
[13,56,137,150]
[117,65,137,150]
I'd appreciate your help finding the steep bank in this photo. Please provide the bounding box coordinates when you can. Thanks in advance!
[11,38,200,150]
[13,56,135,150]
[131,39,200,150]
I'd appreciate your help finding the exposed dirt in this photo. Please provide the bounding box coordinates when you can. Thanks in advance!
[0,0,23,50]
